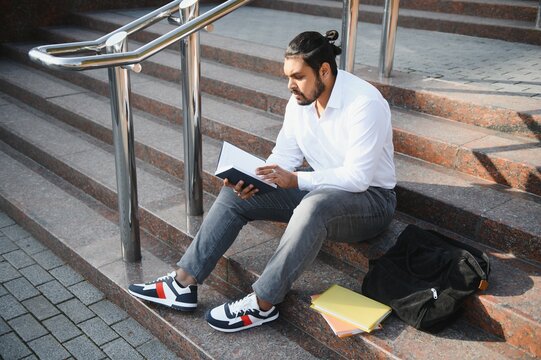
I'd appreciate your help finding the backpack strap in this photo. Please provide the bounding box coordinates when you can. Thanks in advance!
[426,229,490,290]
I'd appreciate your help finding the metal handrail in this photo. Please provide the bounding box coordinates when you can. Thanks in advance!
[105,30,141,262]
[535,0,541,29]
[379,0,400,78]
[338,0,399,78]
[28,0,254,263]
[28,0,252,71]
[341,0,360,72]
[28,0,365,262]
[179,0,204,217]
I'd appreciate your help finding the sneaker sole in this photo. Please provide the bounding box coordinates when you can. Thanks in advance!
[207,313,279,333]
[128,289,197,312]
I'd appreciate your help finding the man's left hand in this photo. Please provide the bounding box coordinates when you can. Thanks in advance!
[256,164,298,189]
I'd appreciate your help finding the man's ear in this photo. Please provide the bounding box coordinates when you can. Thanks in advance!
[320,62,331,78]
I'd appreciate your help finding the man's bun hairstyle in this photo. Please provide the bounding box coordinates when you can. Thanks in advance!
[285,30,342,76]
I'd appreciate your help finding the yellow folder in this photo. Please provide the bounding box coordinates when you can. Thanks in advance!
[310,284,391,333]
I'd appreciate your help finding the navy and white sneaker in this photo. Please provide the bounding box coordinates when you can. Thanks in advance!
[128,271,197,311]
[206,293,279,332]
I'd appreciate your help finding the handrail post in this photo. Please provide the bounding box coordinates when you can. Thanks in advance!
[535,0,541,29]
[106,31,141,262]
[340,0,360,73]
[179,0,204,216]
[379,0,400,78]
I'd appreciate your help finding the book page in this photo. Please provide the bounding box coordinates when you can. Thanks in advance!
[216,142,266,176]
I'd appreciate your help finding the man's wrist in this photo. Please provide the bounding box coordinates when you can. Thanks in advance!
[292,172,299,189]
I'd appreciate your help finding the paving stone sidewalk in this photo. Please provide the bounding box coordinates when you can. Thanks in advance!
[178,6,541,97]
[0,211,179,360]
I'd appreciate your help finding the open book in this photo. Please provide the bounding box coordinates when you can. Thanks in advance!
[310,284,391,333]
[215,141,277,194]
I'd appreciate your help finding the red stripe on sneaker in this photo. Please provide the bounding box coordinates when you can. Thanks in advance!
[241,315,252,326]
[156,282,166,299]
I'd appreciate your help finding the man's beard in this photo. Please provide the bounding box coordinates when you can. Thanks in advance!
[292,75,325,106]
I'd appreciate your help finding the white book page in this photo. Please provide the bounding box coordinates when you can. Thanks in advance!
[216,142,266,176]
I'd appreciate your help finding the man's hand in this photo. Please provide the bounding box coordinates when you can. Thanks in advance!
[224,179,259,200]
[256,164,298,189]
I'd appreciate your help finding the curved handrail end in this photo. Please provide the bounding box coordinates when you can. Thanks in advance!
[28,47,81,71]
[27,0,253,71]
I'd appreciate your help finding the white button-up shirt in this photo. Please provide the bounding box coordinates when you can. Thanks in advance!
[266,70,396,193]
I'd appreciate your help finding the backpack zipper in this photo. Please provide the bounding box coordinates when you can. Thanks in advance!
[431,288,438,299]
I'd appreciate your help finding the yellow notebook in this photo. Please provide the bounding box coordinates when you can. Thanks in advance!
[310,284,391,333]
[311,294,364,338]
[311,294,382,337]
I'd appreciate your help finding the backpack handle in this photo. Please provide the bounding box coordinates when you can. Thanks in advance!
[427,230,490,279]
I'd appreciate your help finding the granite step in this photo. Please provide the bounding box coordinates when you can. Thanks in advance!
[337,0,539,22]
[0,50,282,158]
[39,26,541,198]
[250,0,541,44]
[1,4,539,359]
[69,9,541,140]
[0,98,538,359]
[39,27,290,116]
[0,142,333,360]
[1,87,541,357]
[0,58,539,265]
[5,36,541,200]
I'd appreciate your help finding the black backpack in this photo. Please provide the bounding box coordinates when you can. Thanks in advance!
[362,224,490,332]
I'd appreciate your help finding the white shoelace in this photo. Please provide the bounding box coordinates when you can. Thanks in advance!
[228,293,258,317]
[147,271,176,285]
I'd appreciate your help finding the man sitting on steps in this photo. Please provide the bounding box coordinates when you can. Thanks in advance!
[128,30,397,333]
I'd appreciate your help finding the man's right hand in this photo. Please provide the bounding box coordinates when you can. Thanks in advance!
[224,179,259,200]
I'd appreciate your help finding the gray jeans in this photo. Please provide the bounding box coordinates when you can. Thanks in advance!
[177,186,396,304]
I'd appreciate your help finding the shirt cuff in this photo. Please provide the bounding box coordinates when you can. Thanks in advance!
[296,171,314,191]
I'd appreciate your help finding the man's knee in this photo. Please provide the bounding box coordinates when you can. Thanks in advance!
[216,186,242,207]
[215,186,264,222]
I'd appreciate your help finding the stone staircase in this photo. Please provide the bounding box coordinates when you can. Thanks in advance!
[0,3,540,359]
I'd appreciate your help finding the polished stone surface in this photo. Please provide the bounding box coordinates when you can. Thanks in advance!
[1,3,541,357]
[0,203,320,359]
[15,39,541,202]
[106,6,541,136]
[5,42,539,198]
[2,128,540,359]
[2,55,541,357]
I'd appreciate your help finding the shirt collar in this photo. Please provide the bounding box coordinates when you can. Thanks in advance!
[325,69,343,110]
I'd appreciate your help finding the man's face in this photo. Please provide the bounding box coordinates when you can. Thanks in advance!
[283,57,325,106]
